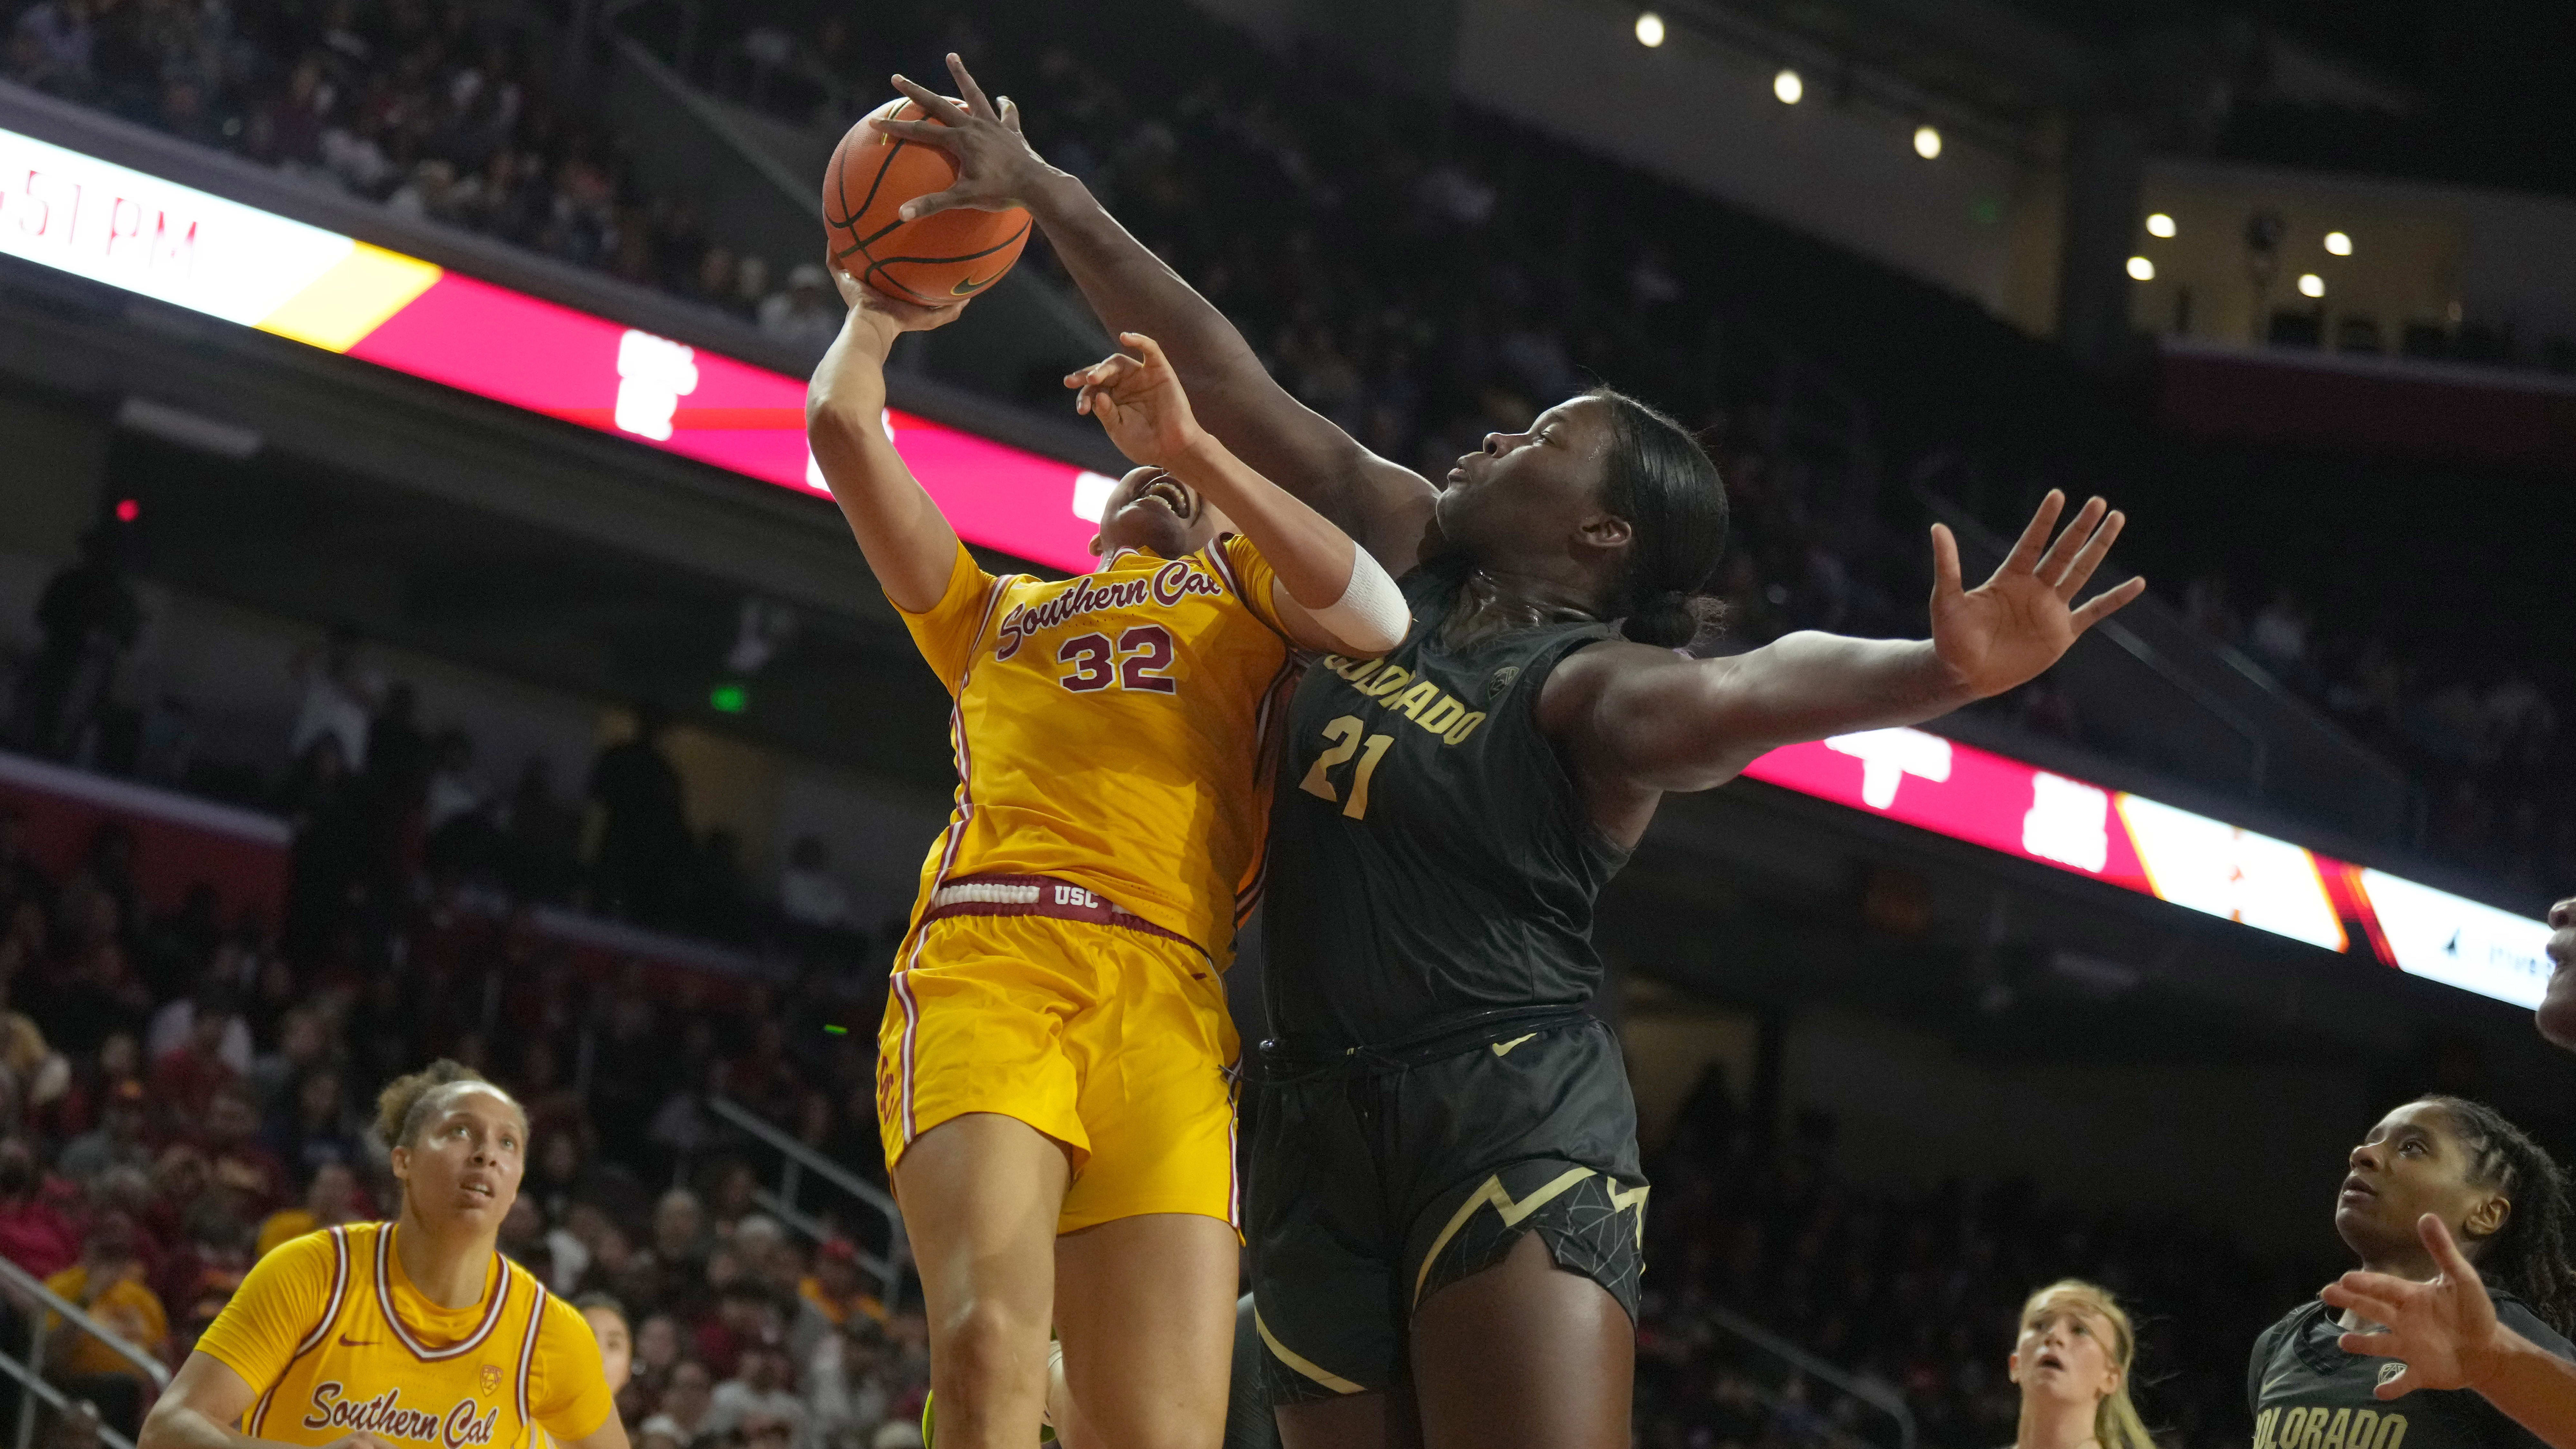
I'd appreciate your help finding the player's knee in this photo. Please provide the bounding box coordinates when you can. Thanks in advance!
[931,1299,1050,1395]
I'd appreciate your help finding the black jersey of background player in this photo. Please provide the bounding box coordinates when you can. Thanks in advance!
[2248,1294,2576,1449]
[1261,555,1630,1047]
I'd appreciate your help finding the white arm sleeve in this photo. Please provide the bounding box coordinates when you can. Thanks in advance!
[1304,546,1410,655]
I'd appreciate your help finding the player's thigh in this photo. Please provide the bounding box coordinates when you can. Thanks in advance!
[892,1112,1072,1325]
[892,1112,1071,1440]
[1052,1212,1239,1449]
[1056,929,1239,1231]
[877,917,1092,1173]
[1407,1231,1632,1449]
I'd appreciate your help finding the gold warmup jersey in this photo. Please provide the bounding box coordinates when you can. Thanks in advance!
[899,537,1298,963]
[194,1224,613,1449]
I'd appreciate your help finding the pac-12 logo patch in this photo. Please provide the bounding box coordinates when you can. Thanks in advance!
[2378,1361,2408,1390]
[1485,666,1520,702]
[479,1363,502,1397]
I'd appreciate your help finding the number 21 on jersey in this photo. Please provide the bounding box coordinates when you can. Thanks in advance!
[1299,715,1393,819]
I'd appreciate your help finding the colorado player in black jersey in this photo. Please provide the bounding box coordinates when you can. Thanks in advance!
[2253,1097,2576,1449]
[873,56,2146,1449]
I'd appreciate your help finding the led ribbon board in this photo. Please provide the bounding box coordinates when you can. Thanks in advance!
[1748,729,2552,1009]
[0,124,1111,572]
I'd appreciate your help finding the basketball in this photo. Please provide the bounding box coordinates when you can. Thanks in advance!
[822,97,1033,308]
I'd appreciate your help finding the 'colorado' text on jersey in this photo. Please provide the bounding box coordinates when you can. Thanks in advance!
[897,537,1297,964]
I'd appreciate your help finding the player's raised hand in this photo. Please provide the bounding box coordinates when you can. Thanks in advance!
[1926,489,2144,701]
[874,54,1049,220]
[1068,333,1204,469]
[2325,1213,2508,1398]
[827,258,966,348]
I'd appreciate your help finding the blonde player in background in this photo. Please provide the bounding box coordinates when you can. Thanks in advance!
[805,270,1406,1449]
[2005,1280,2156,1449]
[138,1061,627,1449]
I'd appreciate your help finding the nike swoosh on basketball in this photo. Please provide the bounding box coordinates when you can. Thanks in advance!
[950,274,997,295]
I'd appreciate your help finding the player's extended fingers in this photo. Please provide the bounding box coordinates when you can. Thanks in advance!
[946,52,997,118]
[1000,97,1023,135]
[1928,522,1964,601]
[2322,1275,2412,1326]
[2336,1328,2403,1361]
[2052,509,2126,599]
[2422,1212,2483,1283]
[2033,495,2108,586]
[897,186,987,222]
[2068,577,2147,635]
[888,74,972,128]
[1120,332,1175,377]
[1999,489,2067,577]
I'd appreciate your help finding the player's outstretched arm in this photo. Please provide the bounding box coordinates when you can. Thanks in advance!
[2327,1214,2576,1449]
[805,266,969,612]
[1565,491,2145,791]
[1071,333,1408,657]
[871,55,1438,574]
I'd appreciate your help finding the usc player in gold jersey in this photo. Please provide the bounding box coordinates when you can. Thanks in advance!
[804,265,1407,1449]
[139,1062,624,1449]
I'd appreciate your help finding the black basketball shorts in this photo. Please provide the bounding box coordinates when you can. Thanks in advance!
[1244,1009,1649,1406]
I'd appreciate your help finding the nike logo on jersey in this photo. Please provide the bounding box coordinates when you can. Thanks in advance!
[338,1336,377,1347]
[1492,1034,1537,1057]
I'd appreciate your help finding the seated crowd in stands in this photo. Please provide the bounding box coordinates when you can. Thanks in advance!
[0,795,926,1447]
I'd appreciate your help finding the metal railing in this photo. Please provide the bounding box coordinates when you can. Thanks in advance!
[0,1254,170,1449]
[1707,1303,1918,1449]
[703,1096,908,1309]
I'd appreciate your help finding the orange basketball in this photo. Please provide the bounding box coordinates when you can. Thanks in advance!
[823,98,1032,307]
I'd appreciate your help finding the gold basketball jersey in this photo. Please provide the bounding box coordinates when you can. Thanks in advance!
[196,1223,612,1449]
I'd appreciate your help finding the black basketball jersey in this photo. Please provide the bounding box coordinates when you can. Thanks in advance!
[2247,1294,2575,1449]
[1260,556,1632,1047]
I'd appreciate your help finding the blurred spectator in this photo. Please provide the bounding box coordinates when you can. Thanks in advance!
[0,1136,80,1275]
[252,1160,360,1257]
[41,1210,165,1435]
[287,632,378,773]
[758,264,841,351]
[778,837,854,933]
[588,704,693,925]
[146,980,250,1111]
[12,524,140,763]
[658,1360,719,1446]
[708,1344,812,1449]
[57,1078,149,1181]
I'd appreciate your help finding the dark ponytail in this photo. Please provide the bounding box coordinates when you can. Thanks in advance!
[1589,386,1729,648]
[2422,1095,2576,1335]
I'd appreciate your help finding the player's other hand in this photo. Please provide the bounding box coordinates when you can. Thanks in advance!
[2322,1212,2507,1397]
[1927,489,2145,702]
[1068,333,1206,469]
[875,53,1050,220]
[830,260,967,349]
